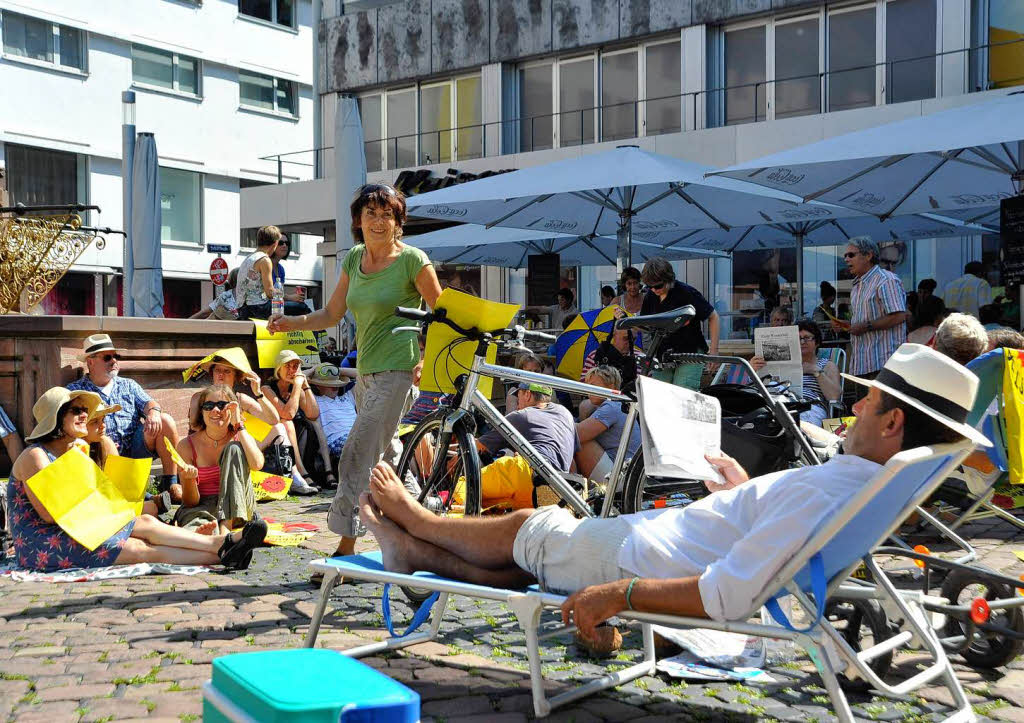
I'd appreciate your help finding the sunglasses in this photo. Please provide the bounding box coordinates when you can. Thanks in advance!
[843,252,861,259]
[68,405,90,416]
[96,353,120,362]
[360,183,398,197]
[647,282,666,291]
[201,400,231,411]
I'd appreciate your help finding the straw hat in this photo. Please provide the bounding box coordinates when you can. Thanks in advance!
[305,362,358,388]
[26,388,103,442]
[843,343,990,447]
[273,349,303,377]
[199,347,254,377]
[78,334,126,362]
[88,401,122,423]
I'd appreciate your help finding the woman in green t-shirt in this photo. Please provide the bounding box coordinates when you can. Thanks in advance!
[269,183,441,559]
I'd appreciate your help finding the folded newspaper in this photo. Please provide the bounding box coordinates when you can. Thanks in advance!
[636,376,724,485]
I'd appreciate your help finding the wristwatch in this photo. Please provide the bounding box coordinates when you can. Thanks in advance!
[866,320,874,331]
[253,392,265,399]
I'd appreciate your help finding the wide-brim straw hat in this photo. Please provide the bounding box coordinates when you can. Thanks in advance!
[26,388,103,441]
[842,343,990,447]
[199,347,254,377]
[273,349,303,376]
[78,334,127,362]
[305,362,358,388]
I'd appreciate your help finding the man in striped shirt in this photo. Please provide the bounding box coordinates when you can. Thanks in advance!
[845,236,907,379]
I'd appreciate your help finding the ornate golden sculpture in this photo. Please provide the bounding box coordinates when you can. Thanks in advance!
[0,213,106,314]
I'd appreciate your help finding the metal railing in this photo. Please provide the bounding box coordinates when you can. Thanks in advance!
[260,38,1024,181]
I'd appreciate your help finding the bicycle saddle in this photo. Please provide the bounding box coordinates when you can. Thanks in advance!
[616,305,695,334]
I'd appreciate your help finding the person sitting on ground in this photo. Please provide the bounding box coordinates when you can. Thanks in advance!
[907,294,947,346]
[190,268,240,320]
[574,366,641,481]
[67,334,180,500]
[8,387,267,572]
[262,350,326,494]
[505,352,544,414]
[307,362,359,473]
[0,400,24,467]
[174,385,263,535]
[934,313,989,367]
[751,320,841,427]
[987,327,1024,353]
[358,344,985,648]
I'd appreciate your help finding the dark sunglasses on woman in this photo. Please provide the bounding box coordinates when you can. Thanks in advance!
[201,400,231,411]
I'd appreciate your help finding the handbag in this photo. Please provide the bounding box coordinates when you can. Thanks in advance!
[261,438,295,476]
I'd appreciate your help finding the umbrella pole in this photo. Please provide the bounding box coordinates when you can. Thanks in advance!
[795,231,805,318]
[616,212,633,274]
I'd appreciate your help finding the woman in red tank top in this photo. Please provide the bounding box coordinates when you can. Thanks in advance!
[174,385,264,535]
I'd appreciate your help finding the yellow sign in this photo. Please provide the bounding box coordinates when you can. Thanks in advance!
[25,451,141,551]
[103,454,152,515]
[421,288,519,397]
[253,320,319,369]
[243,413,273,443]
[252,469,291,501]
[164,436,189,469]
[1002,348,1024,484]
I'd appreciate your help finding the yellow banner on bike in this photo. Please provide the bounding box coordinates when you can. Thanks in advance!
[420,288,520,397]
[1002,347,1024,484]
[252,319,319,369]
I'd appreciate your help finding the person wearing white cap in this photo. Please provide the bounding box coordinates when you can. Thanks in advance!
[261,350,322,495]
[357,344,988,651]
[68,334,181,500]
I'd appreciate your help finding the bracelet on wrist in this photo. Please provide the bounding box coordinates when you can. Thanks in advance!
[625,577,641,611]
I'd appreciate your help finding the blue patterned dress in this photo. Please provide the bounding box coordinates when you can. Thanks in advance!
[6,445,135,572]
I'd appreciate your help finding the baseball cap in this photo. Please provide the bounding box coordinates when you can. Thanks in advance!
[516,381,553,396]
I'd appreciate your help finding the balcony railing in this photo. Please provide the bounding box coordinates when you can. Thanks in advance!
[260,38,1024,181]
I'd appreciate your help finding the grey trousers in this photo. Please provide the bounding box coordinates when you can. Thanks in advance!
[327,370,416,537]
[173,442,257,530]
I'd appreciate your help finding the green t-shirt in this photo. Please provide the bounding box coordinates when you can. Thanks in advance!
[343,244,430,375]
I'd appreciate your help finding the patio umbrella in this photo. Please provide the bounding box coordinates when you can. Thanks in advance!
[709,92,1024,219]
[129,132,164,317]
[405,145,865,269]
[335,95,366,349]
[552,305,619,381]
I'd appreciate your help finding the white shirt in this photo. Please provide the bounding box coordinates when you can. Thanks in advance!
[617,454,882,621]
[943,274,992,318]
[314,389,357,445]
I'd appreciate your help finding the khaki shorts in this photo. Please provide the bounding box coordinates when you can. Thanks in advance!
[512,506,632,594]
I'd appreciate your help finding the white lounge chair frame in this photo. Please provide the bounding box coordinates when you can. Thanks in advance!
[305,442,977,721]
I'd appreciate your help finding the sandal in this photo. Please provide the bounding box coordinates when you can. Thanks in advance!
[218,519,268,569]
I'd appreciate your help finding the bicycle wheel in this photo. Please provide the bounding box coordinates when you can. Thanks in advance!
[619,453,707,515]
[396,410,481,604]
[940,568,1024,668]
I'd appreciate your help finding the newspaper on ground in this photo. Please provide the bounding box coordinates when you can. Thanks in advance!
[652,626,766,669]
[754,324,803,398]
[637,376,724,484]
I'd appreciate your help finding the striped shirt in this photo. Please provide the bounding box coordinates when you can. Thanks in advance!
[802,356,829,408]
[849,265,907,375]
[943,274,992,318]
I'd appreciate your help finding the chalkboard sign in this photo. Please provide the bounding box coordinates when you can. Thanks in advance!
[1000,196,1024,288]
[527,253,560,306]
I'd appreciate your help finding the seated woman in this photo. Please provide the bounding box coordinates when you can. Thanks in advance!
[174,385,264,536]
[751,320,841,427]
[575,366,641,481]
[262,350,328,493]
[8,387,265,572]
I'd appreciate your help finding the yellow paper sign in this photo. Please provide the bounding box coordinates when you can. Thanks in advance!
[164,436,189,469]
[1002,348,1024,484]
[252,469,291,500]
[25,452,138,551]
[253,319,319,369]
[243,413,273,443]
[103,454,152,515]
[421,288,520,397]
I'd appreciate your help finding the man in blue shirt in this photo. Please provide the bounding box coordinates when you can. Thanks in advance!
[67,334,181,499]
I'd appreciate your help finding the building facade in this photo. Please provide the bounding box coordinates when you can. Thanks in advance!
[0,0,322,317]
[244,0,1021,337]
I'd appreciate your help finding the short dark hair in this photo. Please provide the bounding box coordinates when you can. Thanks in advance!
[965,261,985,276]
[877,391,963,451]
[820,281,836,301]
[601,285,615,299]
[350,184,407,244]
[557,288,574,304]
[917,278,937,293]
[33,400,74,444]
[797,319,821,348]
[987,327,1024,351]
[979,304,1000,326]
[914,294,947,328]
[620,267,642,286]
[641,257,676,286]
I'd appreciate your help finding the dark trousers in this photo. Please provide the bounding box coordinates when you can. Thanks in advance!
[238,300,309,320]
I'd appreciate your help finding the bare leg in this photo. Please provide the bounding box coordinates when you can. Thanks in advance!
[284,421,309,476]
[130,514,234,554]
[575,440,605,479]
[115,537,219,566]
[334,536,356,557]
[359,494,534,587]
[309,419,333,481]
[368,463,530,570]
[578,399,596,420]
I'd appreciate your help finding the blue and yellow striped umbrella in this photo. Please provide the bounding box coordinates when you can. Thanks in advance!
[553,306,620,381]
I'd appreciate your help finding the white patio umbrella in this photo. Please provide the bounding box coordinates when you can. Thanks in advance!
[709,92,1024,219]
[335,95,366,349]
[405,145,865,269]
[129,132,164,317]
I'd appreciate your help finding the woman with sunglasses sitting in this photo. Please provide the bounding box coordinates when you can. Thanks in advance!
[173,385,263,536]
[8,387,266,572]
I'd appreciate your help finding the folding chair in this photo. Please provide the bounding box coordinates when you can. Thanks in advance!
[819,346,847,417]
[304,442,977,721]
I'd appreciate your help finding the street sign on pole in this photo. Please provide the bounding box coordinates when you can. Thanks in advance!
[207,243,231,254]
[209,257,229,286]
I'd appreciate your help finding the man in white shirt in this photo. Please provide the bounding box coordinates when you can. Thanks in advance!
[943,261,992,319]
[358,345,987,644]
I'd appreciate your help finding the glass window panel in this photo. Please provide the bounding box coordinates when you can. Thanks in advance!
[828,8,876,112]
[775,19,820,119]
[601,51,638,142]
[386,89,416,169]
[359,95,383,172]
[725,26,766,125]
[519,63,553,151]
[240,70,274,109]
[645,41,681,136]
[2,12,53,62]
[419,83,452,164]
[239,0,272,22]
[159,167,201,243]
[276,0,294,26]
[275,79,296,114]
[178,54,199,94]
[988,0,1024,88]
[5,144,78,209]
[456,76,482,160]
[58,25,83,69]
[559,58,594,146]
[133,46,174,89]
[886,0,936,102]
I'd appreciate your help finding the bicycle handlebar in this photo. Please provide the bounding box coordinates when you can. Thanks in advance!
[395,306,556,344]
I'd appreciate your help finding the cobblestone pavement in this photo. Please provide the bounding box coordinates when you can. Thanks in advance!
[0,493,1022,722]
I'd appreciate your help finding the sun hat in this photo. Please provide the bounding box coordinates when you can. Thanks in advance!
[25,388,103,442]
[200,347,254,376]
[517,381,554,396]
[78,334,127,361]
[842,343,990,447]
[305,362,358,388]
[273,349,303,377]
[88,402,122,422]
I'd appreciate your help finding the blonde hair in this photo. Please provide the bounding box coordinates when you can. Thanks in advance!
[585,365,622,390]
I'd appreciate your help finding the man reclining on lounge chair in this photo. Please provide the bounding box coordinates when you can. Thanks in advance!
[358,344,988,646]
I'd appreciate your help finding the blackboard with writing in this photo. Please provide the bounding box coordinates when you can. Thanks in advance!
[527,253,560,307]
[1000,196,1024,288]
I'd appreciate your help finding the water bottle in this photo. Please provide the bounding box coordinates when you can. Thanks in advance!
[272,278,284,317]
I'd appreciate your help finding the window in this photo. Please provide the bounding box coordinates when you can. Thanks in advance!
[724,25,766,125]
[645,41,681,136]
[240,70,297,115]
[986,0,1024,88]
[559,57,595,146]
[1,11,85,71]
[519,62,553,151]
[601,50,638,142]
[160,167,201,244]
[455,76,482,161]
[828,6,877,112]
[420,82,452,164]
[386,88,416,169]
[238,0,294,28]
[359,94,383,172]
[775,18,820,119]
[4,143,86,210]
[132,45,201,95]
[885,0,936,103]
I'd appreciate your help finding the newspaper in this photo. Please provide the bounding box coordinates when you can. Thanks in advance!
[637,376,724,485]
[754,324,803,398]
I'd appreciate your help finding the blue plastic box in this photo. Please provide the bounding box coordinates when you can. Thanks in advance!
[203,649,419,723]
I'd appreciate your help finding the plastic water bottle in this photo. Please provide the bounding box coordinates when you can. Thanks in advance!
[272,278,284,317]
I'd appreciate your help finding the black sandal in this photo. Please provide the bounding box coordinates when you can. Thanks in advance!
[218,519,268,569]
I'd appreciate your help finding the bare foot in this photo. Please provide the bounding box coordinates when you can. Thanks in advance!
[358,492,414,574]
[195,521,218,536]
[368,462,429,534]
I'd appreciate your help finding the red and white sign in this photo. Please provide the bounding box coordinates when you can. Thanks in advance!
[209,257,229,286]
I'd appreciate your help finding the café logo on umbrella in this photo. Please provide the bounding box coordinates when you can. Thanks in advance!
[424,204,469,217]
[765,168,806,186]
